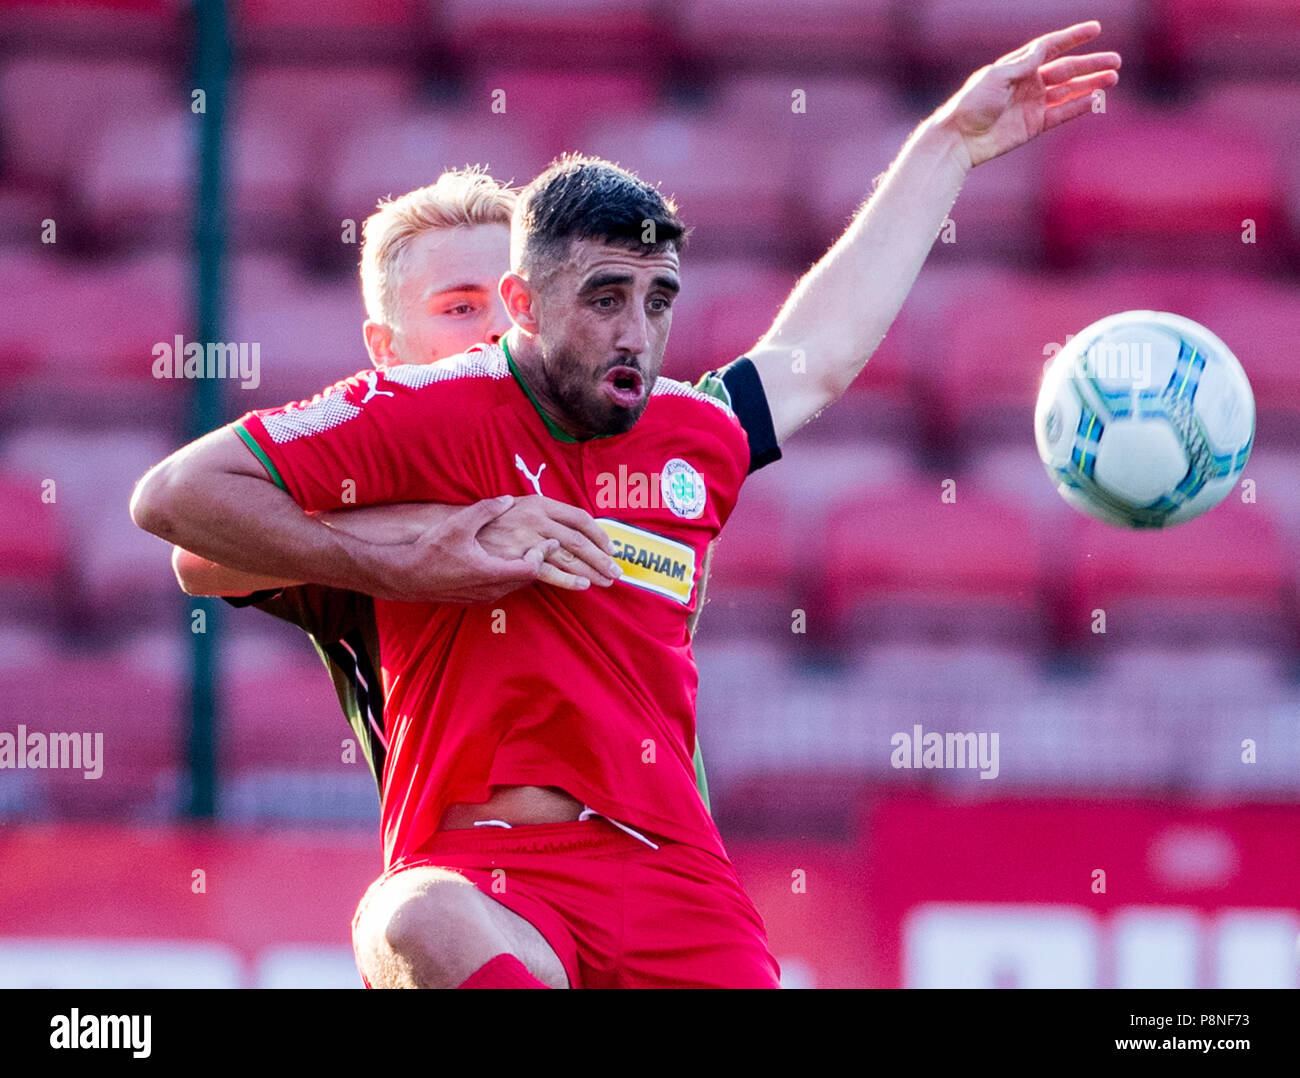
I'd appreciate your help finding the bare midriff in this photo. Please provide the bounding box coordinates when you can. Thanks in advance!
[438,785,585,830]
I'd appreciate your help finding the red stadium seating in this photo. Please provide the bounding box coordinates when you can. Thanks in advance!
[0,428,179,623]
[662,258,794,381]
[821,477,1045,649]
[700,470,802,638]
[908,0,1144,80]
[0,474,72,619]
[226,255,370,408]
[324,106,551,229]
[1153,0,1300,79]
[233,65,418,237]
[1059,497,1297,651]
[928,267,1254,447]
[469,69,658,155]
[578,110,797,259]
[678,0,896,71]
[441,0,673,72]
[80,105,194,248]
[1042,108,1288,270]
[0,0,183,57]
[0,57,172,189]
[0,645,184,816]
[221,651,346,772]
[1198,278,1300,441]
[232,0,427,61]
[32,251,187,380]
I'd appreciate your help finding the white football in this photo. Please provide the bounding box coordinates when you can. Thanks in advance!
[1034,311,1255,528]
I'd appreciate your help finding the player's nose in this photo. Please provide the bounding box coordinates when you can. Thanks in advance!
[614,307,649,356]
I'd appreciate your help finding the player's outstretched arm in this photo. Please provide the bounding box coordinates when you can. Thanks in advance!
[746,20,1121,443]
[131,426,559,604]
[170,495,620,597]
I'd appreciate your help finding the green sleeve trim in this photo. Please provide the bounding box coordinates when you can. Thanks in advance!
[234,422,288,492]
[502,336,579,443]
[693,370,733,409]
[693,738,711,813]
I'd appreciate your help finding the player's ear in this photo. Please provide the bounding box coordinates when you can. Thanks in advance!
[364,320,396,368]
[500,272,539,335]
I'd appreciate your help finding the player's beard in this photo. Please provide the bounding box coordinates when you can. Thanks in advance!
[540,343,653,439]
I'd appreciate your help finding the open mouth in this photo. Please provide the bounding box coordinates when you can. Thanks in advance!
[602,366,645,408]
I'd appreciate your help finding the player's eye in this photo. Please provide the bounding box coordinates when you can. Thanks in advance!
[648,296,672,313]
[593,295,618,310]
[442,303,476,316]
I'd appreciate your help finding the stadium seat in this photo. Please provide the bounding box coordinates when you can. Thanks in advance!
[0,56,172,190]
[927,268,1250,448]
[907,0,1144,82]
[221,639,358,772]
[80,105,194,248]
[700,470,803,640]
[441,0,673,71]
[232,65,418,239]
[1241,449,1300,558]
[662,259,795,382]
[1059,496,1297,652]
[468,69,658,155]
[227,101,316,247]
[1152,0,1300,79]
[0,249,61,379]
[324,106,551,232]
[2,251,189,429]
[232,0,428,62]
[0,1,183,58]
[0,645,184,817]
[0,474,73,621]
[1042,108,1288,271]
[820,477,1046,651]
[0,428,179,625]
[693,635,805,784]
[0,248,189,435]
[578,110,797,259]
[677,0,896,72]
[801,116,923,256]
[226,255,370,408]
[1084,644,1298,793]
[1197,278,1300,442]
[844,640,1040,773]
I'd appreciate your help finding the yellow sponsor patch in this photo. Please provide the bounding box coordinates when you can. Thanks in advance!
[596,518,697,605]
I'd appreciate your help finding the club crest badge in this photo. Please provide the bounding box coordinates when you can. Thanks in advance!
[660,458,706,519]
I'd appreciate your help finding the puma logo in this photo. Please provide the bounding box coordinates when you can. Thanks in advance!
[359,370,394,404]
[514,454,546,496]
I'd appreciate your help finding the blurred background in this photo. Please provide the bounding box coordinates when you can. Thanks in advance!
[1,0,1298,988]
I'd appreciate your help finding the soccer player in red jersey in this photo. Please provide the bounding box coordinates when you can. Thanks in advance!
[133,23,1119,988]
[170,169,636,804]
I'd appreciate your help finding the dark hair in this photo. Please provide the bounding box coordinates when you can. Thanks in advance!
[512,154,688,281]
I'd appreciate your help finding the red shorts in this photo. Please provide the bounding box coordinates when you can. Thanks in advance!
[353,817,781,989]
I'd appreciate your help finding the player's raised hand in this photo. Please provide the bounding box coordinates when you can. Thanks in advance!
[937,20,1120,170]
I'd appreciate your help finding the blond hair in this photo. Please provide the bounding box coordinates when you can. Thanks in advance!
[360,167,516,327]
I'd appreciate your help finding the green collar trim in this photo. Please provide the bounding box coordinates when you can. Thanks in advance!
[502,336,578,444]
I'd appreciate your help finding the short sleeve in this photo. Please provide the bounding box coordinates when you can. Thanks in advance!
[232,363,472,511]
[694,357,782,474]
[223,584,363,646]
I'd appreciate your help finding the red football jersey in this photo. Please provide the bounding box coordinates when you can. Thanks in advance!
[235,341,770,866]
